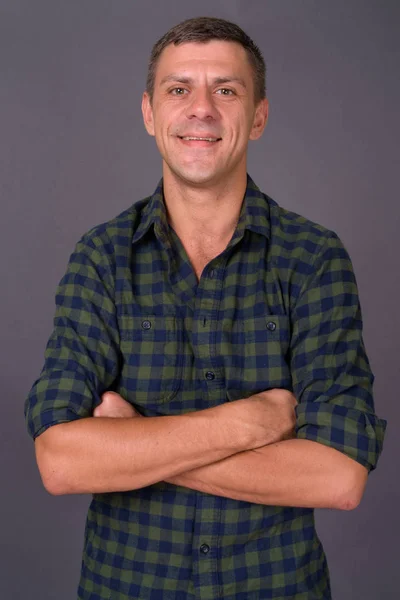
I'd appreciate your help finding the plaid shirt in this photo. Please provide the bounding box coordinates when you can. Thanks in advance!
[25,174,386,599]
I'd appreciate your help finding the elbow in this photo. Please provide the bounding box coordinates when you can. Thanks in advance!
[34,426,71,496]
[336,462,369,511]
[41,466,70,497]
[338,493,361,511]
[36,456,67,496]
[42,477,67,497]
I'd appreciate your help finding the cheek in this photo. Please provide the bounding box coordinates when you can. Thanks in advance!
[228,111,250,136]
[153,121,171,152]
[154,103,181,129]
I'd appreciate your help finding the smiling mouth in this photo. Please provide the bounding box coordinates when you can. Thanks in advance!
[178,136,222,142]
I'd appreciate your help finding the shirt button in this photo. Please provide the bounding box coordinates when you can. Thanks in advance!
[200,544,210,554]
[266,321,276,331]
[205,371,215,380]
[141,320,152,330]
[209,269,215,278]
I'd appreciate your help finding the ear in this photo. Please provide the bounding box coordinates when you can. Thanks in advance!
[142,91,155,137]
[249,97,269,141]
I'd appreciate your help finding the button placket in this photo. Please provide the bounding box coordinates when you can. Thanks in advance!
[191,256,227,407]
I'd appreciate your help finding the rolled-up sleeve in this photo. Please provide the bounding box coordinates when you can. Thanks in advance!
[24,235,121,440]
[291,232,387,472]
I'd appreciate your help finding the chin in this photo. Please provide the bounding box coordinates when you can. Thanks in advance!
[169,166,223,187]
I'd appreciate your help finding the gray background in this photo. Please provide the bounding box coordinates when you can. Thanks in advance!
[1,0,398,598]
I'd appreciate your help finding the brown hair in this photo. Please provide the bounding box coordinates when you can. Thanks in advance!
[146,16,266,105]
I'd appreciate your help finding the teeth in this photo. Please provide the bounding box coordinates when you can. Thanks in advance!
[181,137,219,142]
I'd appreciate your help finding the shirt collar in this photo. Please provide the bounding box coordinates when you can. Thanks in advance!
[131,173,271,246]
[131,179,169,246]
[237,173,271,240]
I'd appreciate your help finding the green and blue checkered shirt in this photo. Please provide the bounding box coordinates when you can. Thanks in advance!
[25,174,386,599]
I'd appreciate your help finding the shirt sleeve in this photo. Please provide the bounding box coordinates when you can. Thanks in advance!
[24,235,121,440]
[291,231,387,472]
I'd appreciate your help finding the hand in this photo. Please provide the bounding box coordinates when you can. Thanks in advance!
[221,388,297,450]
[93,391,143,419]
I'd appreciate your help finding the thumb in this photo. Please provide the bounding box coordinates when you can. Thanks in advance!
[94,391,122,414]
[101,391,125,402]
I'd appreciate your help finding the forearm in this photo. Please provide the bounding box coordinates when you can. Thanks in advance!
[166,438,368,510]
[35,406,248,495]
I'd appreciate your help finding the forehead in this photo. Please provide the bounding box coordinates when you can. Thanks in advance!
[155,40,253,81]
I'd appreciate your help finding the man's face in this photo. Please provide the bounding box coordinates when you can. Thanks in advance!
[142,40,268,187]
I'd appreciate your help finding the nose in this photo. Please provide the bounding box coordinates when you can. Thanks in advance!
[185,87,219,121]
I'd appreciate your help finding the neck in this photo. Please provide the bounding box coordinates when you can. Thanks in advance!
[162,168,247,242]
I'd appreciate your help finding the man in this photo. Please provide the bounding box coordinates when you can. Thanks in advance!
[25,16,386,600]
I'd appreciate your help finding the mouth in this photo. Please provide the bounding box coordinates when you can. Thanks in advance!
[177,135,222,147]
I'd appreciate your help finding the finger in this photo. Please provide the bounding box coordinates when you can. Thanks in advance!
[93,405,102,417]
[101,391,125,402]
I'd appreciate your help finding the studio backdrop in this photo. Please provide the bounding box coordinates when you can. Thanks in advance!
[1,1,398,599]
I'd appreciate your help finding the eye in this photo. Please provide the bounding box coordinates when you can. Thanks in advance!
[169,87,188,95]
[216,88,235,96]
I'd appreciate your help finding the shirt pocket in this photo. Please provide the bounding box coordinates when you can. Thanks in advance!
[119,315,183,407]
[226,314,292,401]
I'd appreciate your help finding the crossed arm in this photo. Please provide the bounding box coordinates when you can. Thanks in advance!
[164,438,367,510]
[92,392,368,510]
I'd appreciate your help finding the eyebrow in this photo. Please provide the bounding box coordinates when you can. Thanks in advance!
[159,74,247,89]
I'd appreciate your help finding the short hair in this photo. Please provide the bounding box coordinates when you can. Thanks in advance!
[146,16,266,105]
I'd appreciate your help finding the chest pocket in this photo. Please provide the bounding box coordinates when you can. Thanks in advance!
[119,315,183,408]
[225,314,292,401]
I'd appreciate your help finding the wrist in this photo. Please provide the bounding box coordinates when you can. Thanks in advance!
[207,403,252,453]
